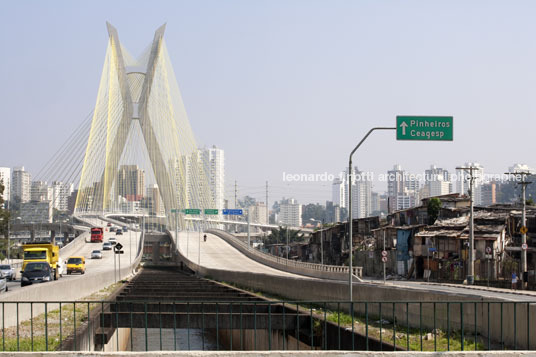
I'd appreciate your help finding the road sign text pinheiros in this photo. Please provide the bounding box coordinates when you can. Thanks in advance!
[397,116,453,141]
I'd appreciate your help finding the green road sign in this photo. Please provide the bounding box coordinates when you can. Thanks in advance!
[204,209,219,215]
[184,209,201,215]
[396,116,453,141]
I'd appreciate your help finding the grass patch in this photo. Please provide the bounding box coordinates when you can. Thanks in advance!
[216,280,485,352]
[0,281,125,351]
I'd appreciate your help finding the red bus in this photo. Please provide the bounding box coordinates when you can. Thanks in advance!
[90,227,104,243]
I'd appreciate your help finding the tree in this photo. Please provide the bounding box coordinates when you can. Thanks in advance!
[301,203,327,223]
[427,197,441,225]
[238,196,256,209]
[265,226,304,245]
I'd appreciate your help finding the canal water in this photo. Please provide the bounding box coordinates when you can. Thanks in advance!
[130,328,219,351]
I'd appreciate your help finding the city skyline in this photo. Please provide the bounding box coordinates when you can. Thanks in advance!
[3,2,536,205]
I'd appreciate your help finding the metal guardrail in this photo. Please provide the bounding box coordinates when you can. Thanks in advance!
[0,300,533,352]
[207,229,363,279]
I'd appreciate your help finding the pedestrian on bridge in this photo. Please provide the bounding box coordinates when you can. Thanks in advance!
[203,234,207,242]
[512,272,518,290]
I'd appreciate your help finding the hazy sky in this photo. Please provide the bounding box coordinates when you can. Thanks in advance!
[1,1,536,205]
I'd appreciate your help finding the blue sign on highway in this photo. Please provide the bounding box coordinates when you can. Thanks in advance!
[223,209,243,215]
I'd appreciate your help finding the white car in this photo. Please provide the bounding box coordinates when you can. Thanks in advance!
[108,237,117,245]
[0,264,15,281]
[91,250,103,259]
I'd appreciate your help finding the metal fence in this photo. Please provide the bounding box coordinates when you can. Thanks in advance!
[0,300,534,352]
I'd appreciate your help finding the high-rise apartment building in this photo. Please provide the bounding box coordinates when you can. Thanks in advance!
[116,165,145,201]
[146,184,164,216]
[31,181,52,202]
[387,164,419,212]
[331,177,346,208]
[425,165,451,197]
[279,198,302,227]
[199,146,225,210]
[12,167,31,203]
[350,167,372,219]
[508,163,535,174]
[481,183,496,206]
[0,167,11,205]
[52,181,74,211]
[249,202,268,225]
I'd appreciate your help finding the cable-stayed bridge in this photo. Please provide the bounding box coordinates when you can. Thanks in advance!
[36,23,251,232]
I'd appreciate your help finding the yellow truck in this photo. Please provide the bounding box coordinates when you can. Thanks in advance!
[22,243,61,280]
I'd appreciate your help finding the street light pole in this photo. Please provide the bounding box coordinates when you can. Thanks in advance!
[348,127,395,301]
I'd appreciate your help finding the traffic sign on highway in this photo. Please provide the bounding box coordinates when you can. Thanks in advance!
[381,256,388,263]
[204,209,219,215]
[381,250,387,257]
[114,250,124,254]
[223,209,243,215]
[114,242,123,251]
[184,209,201,215]
[520,226,528,234]
[485,246,492,254]
[396,116,453,141]
[522,243,528,250]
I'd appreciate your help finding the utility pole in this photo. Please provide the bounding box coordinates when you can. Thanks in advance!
[506,171,532,289]
[247,208,251,248]
[234,180,238,209]
[234,180,238,232]
[320,219,324,265]
[286,224,289,262]
[456,165,480,285]
[266,181,269,224]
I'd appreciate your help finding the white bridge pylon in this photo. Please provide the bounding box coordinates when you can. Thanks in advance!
[75,23,214,229]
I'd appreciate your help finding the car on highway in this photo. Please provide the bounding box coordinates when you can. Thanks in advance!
[67,256,86,275]
[0,264,16,281]
[108,237,117,245]
[107,222,112,227]
[122,226,128,232]
[115,229,123,235]
[102,242,112,251]
[110,227,116,232]
[91,250,103,259]
[21,262,53,287]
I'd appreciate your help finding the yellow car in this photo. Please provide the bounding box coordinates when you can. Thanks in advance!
[66,256,86,275]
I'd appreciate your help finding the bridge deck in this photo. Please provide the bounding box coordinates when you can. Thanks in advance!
[176,231,315,279]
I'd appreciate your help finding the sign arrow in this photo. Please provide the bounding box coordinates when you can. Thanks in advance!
[400,121,408,135]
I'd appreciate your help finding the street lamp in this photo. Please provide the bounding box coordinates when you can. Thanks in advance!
[347,127,395,301]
